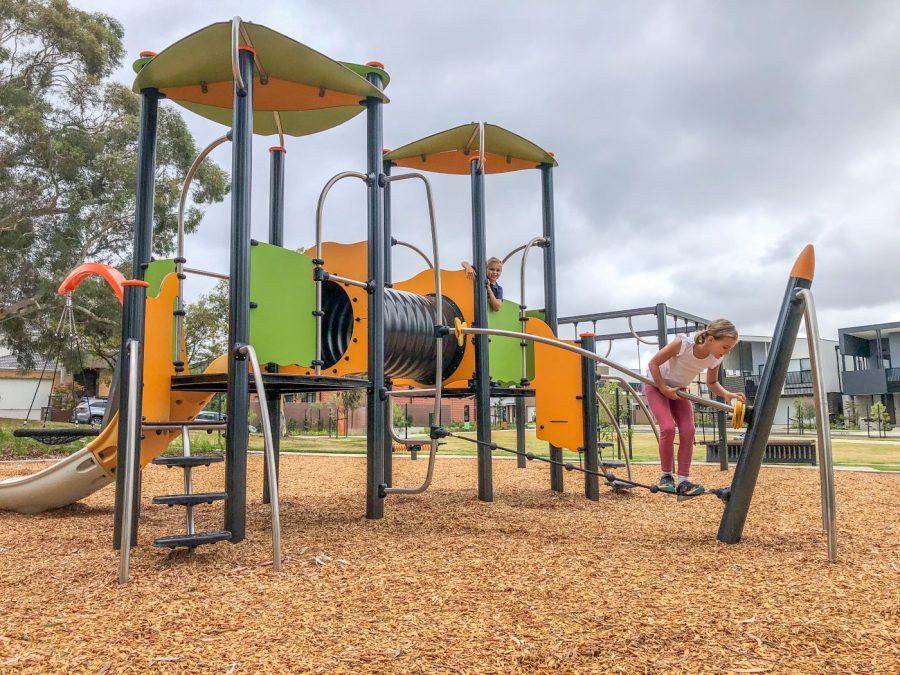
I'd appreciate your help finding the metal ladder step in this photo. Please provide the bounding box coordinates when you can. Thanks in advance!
[152,530,231,549]
[152,492,226,507]
[151,455,224,468]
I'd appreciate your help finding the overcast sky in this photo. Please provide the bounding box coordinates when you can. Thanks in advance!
[78,0,900,370]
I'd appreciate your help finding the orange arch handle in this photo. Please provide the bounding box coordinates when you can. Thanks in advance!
[57,263,127,304]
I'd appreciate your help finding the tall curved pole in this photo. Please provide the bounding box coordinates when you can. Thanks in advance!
[313,171,368,375]
[600,374,659,442]
[595,393,632,480]
[518,236,549,383]
[381,173,444,496]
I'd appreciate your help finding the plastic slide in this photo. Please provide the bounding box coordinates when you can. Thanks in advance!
[0,264,214,514]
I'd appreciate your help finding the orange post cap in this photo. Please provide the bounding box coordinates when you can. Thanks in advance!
[789,244,815,281]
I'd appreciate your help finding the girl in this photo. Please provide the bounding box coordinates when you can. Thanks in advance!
[646,319,745,496]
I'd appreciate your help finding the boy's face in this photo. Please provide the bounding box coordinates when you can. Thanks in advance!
[486,263,502,283]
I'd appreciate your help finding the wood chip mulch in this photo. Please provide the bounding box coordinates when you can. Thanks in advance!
[0,456,897,673]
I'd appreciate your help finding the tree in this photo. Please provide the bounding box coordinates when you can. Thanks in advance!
[183,280,228,371]
[337,389,363,436]
[0,0,229,369]
[793,398,816,433]
[870,401,891,437]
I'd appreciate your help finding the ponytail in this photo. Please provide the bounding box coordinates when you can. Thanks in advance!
[696,319,738,345]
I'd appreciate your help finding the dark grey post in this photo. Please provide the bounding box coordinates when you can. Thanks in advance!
[113,88,159,550]
[655,303,668,347]
[382,157,393,487]
[471,157,493,502]
[515,396,526,468]
[580,333,600,500]
[365,71,387,518]
[718,247,814,543]
[541,163,563,492]
[263,145,285,505]
[224,48,254,543]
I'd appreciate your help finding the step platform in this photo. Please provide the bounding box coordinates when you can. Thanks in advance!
[152,492,226,507]
[153,530,232,549]
[151,455,224,468]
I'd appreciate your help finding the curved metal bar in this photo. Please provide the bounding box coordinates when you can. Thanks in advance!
[314,171,368,375]
[796,288,837,561]
[519,236,549,381]
[380,171,443,496]
[273,111,284,147]
[595,394,632,480]
[459,325,734,413]
[231,17,245,94]
[324,272,369,290]
[628,315,658,346]
[117,339,140,585]
[501,243,527,265]
[175,133,231,372]
[238,344,282,572]
[392,238,434,269]
[238,22,267,85]
[599,374,659,442]
[478,122,485,172]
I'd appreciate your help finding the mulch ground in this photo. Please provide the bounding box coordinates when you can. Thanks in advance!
[0,455,897,674]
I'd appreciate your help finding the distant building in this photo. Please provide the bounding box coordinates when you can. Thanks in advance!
[0,348,58,421]
[838,322,899,424]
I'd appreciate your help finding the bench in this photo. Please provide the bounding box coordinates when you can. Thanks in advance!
[704,439,816,466]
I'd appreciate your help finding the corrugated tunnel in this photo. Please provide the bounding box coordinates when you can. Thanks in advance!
[320,280,465,384]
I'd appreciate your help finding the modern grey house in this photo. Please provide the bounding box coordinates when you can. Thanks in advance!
[838,322,899,424]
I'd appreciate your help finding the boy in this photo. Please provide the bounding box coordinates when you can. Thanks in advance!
[461,257,503,312]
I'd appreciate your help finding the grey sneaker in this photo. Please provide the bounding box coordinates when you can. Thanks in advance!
[676,480,704,497]
[658,474,676,491]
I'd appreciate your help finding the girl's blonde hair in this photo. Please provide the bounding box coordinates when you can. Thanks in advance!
[486,257,503,268]
[695,319,738,345]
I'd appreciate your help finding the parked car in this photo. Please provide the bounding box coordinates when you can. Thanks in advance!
[195,410,257,433]
[72,397,107,425]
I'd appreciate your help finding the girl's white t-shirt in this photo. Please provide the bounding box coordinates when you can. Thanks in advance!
[648,334,723,388]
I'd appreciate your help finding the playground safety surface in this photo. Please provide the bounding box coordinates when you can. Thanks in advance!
[0,456,897,673]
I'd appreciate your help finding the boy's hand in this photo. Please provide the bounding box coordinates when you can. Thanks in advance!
[485,280,495,297]
[463,263,476,281]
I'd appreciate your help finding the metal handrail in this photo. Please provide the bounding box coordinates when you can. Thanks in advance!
[599,374,659,442]
[117,339,140,585]
[314,171,368,374]
[628,315,658,346]
[595,394,632,480]
[380,172,444,496]
[238,344,282,571]
[231,17,245,93]
[175,133,231,372]
[457,325,735,414]
[183,267,229,281]
[518,237,549,381]
[796,289,837,561]
[391,237,434,269]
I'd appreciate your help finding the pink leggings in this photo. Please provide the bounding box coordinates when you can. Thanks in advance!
[645,385,695,476]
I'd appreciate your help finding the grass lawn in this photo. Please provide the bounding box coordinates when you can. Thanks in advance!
[3,418,898,471]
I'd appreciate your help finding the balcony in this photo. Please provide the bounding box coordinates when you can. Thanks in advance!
[843,368,900,396]
[744,370,813,402]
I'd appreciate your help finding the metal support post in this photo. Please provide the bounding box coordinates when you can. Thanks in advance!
[717,366,728,470]
[224,47,254,542]
[262,145,285,505]
[471,156,493,502]
[541,163,563,492]
[113,88,158,550]
[365,70,387,518]
[718,246,815,544]
[515,396,526,469]
[382,158,393,488]
[580,333,600,500]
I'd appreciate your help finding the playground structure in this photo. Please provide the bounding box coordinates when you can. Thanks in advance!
[0,18,838,579]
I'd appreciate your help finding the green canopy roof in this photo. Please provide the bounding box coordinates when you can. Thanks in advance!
[132,21,389,137]
[384,123,557,174]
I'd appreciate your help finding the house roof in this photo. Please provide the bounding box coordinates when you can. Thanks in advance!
[0,353,56,372]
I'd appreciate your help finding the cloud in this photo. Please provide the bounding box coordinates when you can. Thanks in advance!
[75,0,900,348]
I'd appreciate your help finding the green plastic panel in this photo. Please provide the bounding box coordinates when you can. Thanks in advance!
[525,308,546,323]
[144,259,175,299]
[249,244,316,366]
[488,300,535,385]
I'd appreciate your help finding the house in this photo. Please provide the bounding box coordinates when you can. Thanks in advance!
[837,322,899,424]
[721,335,842,429]
[0,347,58,421]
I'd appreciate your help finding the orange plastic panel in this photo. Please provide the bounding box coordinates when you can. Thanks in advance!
[57,262,127,303]
[162,77,361,112]
[529,318,584,453]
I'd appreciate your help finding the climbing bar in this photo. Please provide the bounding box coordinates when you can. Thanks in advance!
[452,319,745,423]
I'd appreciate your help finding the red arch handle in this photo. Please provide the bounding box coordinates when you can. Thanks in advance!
[57,263,128,304]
